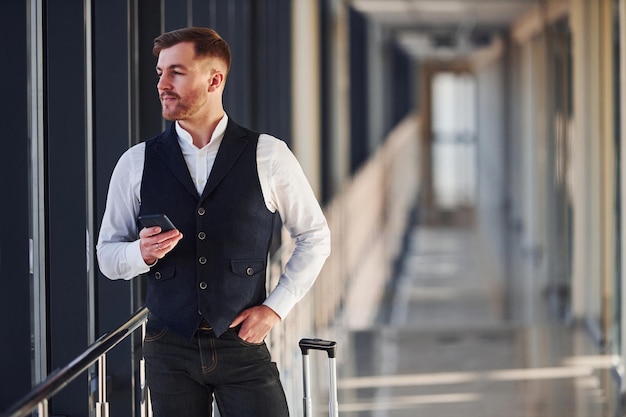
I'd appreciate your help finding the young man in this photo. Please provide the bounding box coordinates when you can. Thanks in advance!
[96,27,331,416]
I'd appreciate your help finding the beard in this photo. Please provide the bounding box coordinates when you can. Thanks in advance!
[160,89,207,121]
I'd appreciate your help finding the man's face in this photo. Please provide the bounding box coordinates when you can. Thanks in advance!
[156,42,211,121]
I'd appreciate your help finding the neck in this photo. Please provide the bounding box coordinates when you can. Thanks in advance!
[178,107,225,148]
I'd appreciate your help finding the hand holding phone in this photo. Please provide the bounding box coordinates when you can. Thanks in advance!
[138,214,183,264]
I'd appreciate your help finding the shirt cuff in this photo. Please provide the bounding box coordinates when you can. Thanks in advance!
[263,284,299,320]
[125,240,152,272]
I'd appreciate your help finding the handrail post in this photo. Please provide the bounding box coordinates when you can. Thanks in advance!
[95,354,109,417]
[140,320,152,417]
[36,399,48,417]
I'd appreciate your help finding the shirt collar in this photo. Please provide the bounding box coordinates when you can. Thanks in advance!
[175,113,229,150]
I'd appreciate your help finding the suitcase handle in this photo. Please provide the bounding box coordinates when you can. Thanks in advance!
[299,338,339,417]
[299,338,337,358]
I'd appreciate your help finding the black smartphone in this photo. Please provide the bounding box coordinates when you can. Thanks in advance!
[138,214,176,232]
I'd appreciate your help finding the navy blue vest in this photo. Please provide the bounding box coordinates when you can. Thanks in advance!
[139,120,276,338]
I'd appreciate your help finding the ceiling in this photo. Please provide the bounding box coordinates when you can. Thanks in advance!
[350,0,540,59]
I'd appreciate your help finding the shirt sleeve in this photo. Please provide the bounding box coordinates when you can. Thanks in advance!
[258,136,331,319]
[96,143,152,280]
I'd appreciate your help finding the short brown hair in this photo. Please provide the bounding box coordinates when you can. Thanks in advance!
[153,27,231,72]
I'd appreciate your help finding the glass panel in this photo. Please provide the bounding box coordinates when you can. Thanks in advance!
[431,72,477,210]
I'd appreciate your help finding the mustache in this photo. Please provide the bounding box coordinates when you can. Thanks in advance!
[160,93,179,100]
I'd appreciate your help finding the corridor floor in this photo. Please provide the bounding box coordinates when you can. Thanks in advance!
[334,224,618,417]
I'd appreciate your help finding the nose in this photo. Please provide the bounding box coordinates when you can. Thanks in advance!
[157,74,170,91]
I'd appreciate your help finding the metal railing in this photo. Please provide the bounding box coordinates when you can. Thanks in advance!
[1,307,150,417]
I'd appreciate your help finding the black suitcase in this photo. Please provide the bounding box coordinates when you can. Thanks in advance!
[299,338,338,417]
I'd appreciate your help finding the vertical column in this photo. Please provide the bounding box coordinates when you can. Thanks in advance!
[390,43,414,126]
[570,0,586,319]
[366,21,387,152]
[254,0,292,141]
[292,0,321,194]
[474,52,507,302]
[321,0,351,201]
[419,64,435,219]
[543,23,568,320]
[45,0,89,413]
[28,0,47,394]
[0,0,34,409]
[503,41,526,320]
[93,0,139,414]
[137,0,165,139]
[349,7,369,172]
[519,41,538,323]
[619,0,626,363]
[530,35,550,305]
[587,0,604,333]
[570,0,603,321]
[599,0,617,341]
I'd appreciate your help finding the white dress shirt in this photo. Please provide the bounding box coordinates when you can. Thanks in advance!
[96,114,331,320]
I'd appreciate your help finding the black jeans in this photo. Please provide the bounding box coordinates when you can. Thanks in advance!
[143,316,289,417]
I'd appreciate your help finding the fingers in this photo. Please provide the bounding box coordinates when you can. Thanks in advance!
[139,226,162,238]
[139,227,183,264]
[150,234,179,254]
[230,306,280,344]
[229,311,247,329]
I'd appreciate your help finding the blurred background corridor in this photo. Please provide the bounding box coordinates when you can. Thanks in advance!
[2,0,626,416]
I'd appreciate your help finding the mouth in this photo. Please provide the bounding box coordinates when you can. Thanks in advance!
[160,94,178,103]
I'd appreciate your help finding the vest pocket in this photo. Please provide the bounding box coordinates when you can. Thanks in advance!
[230,259,265,277]
[148,262,176,282]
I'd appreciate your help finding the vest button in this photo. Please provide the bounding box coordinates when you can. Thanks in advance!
[198,207,206,215]
[199,256,207,264]
[198,231,206,240]
[199,281,208,290]
[155,272,161,279]
[246,267,254,276]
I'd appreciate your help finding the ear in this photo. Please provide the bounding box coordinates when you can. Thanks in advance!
[208,72,224,92]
